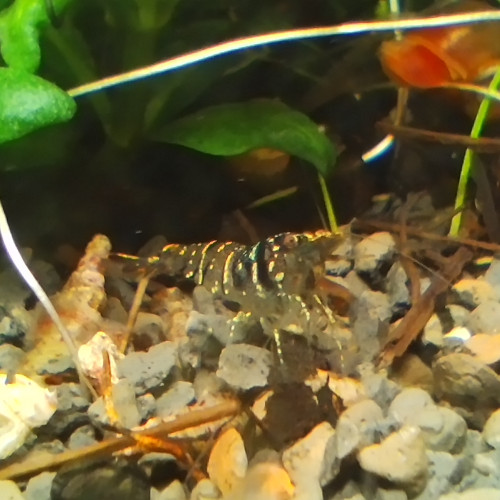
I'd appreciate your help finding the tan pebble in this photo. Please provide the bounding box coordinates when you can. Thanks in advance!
[207,428,247,496]
[466,334,500,365]
[357,425,428,486]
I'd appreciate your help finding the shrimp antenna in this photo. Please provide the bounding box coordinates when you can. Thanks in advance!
[0,200,95,397]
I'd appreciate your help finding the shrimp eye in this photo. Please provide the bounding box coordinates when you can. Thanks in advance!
[283,234,300,249]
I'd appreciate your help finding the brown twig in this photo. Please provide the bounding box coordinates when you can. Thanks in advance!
[121,272,152,353]
[377,122,500,152]
[378,246,472,368]
[0,399,241,481]
[353,219,500,253]
[397,193,422,302]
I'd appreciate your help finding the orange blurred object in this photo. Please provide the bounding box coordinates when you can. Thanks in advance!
[379,0,500,88]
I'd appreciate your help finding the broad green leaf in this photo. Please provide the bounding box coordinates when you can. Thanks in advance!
[0,0,72,72]
[0,68,76,144]
[153,100,337,176]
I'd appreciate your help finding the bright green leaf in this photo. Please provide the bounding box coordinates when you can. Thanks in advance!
[0,0,72,72]
[153,100,337,176]
[0,68,76,144]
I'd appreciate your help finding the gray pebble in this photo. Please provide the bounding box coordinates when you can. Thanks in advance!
[335,399,384,459]
[0,344,25,372]
[354,232,396,274]
[375,489,408,500]
[452,280,499,309]
[192,286,217,315]
[440,490,500,500]
[67,425,97,450]
[343,270,371,299]
[24,472,56,500]
[137,393,156,421]
[0,480,23,500]
[44,383,90,437]
[388,387,434,424]
[358,425,428,489]
[482,408,500,449]
[467,301,500,334]
[433,353,500,427]
[156,381,195,419]
[352,291,391,362]
[88,379,140,429]
[386,262,410,310]
[0,305,32,346]
[484,258,500,295]
[189,479,220,500]
[216,344,272,390]
[414,451,464,500]
[423,313,444,348]
[473,449,500,477]
[325,258,352,277]
[118,341,177,394]
[153,480,187,500]
[357,363,400,410]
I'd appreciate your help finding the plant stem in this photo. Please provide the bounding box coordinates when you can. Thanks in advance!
[449,68,500,236]
[318,173,338,233]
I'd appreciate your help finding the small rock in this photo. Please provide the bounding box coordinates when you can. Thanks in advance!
[51,459,150,500]
[386,262,410,310]
[88,379,140,429]
[484,258,500,294]
[152,480,186,500]
[156,381,195,419]
[375,489,408,500]
[463,429,488,456]
[192,286,217,315]
[343,270,371,299]
[67,425,97,450]
[420,407,466,453]
[356,363,400,409]
[190,478,220,499]
[138,452,177,479]
[117,341,177,394]
[391,354,434,393]
[111,378,141,428]
[325,258,352,277]
[207,428,247,497]
[354,232,396,274]
[136,393,156,421]
[483,408,500,449]
[440,489,500,500]
[467,301,500,335]
[357,425,428,489]
[0,344,25,372]
[388,387,435,424]
[423,313,444,348]
[335,399,384,459]
[216,344,272,390]
[452,280,498,309]
[352,291,391,362]
[0,480,23,500]
[132,312,166,350]
[224,462,294,500]
[414,451,464,500]
[0,305,32,346]
[433,353,500,427]
[473,449,500,476]
[465,333,500,365]
[24,472,56,500]
[282,421,338,500]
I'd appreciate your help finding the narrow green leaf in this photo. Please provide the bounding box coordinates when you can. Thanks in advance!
[153,100,337,176]
[0,68,76,144]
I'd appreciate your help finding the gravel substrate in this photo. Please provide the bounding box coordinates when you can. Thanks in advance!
[2,202,500,500]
